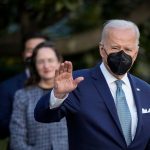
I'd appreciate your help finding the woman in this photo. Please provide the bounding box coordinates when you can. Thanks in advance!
[10,42,68,150]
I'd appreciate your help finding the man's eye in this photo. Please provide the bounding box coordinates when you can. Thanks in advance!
[125,49,132,52]
[112,47,119,50]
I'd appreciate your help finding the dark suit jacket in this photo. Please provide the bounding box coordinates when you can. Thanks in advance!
[34,63,150,150]
[0,71,27,138]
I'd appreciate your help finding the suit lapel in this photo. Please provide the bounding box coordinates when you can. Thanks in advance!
[90,64,126,146]
[128,75,142,143]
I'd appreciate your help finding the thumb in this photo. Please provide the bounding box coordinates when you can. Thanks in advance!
[74,77,84,86]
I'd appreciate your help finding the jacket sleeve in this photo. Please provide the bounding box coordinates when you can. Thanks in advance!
[10,90,33,150]
[34,91,65,123]
[34,87,81,124]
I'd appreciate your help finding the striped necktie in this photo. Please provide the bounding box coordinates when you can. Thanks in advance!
[115,80,132,146]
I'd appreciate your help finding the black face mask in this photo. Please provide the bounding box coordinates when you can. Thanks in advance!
[106,50,132,75]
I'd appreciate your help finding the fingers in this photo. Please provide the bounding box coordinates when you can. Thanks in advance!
[55,69,59,78]
[59,61,73,74]
[59,63,64,74]
[74,77,84,86]
[63,61,72,73]
[64,61,68,72]
[67,61,73,73]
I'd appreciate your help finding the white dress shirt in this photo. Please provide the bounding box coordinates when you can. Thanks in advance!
[50,62,138,140]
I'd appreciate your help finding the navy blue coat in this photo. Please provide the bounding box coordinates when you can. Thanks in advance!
[34,63,150,150]
[0,71,27,138]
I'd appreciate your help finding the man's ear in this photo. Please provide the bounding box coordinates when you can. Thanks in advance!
[133,51,138,62]
[99,43,105,58]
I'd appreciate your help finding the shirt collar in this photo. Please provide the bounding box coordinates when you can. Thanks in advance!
[100,62,130,87]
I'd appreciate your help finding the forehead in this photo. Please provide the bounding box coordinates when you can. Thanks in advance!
[25,38,45,48]
[36,47,56,59]
[105,28,138,46]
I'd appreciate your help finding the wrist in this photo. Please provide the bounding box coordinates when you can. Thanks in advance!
[54,89,67,99]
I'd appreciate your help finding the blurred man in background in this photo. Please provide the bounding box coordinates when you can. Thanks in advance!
[0,33,49,139]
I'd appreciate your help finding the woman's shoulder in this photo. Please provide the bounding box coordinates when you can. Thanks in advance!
[16,86,42,95]
[14,86,42,103]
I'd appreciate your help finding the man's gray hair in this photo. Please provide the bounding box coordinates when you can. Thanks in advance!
[101,19,140,44]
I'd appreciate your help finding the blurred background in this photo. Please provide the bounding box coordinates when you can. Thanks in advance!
[0,0,150,83]
[0,0,150,149]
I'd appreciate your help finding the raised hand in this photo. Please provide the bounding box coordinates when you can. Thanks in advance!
[54,61,84,99]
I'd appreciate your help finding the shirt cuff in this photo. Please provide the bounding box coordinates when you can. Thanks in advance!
[49,89,68,109]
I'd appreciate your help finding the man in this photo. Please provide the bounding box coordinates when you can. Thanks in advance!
[0,33,49,139]
[34,20,150,150]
